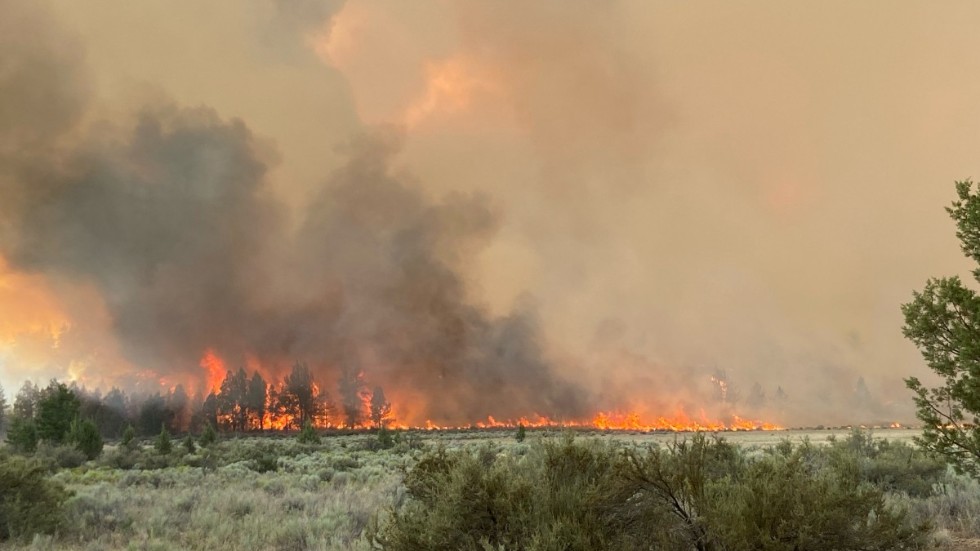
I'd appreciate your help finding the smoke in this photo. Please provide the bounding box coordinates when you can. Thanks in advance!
[0,1,587,425]
[7,0,980,426]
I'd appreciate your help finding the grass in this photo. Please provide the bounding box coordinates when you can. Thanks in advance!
[1,428,978,550]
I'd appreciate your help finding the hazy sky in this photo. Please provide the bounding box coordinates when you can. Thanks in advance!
[2,0,979,425]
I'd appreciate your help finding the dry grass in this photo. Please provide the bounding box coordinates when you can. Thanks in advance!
[1,428,977,550]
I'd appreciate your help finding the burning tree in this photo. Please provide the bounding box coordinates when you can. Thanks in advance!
[218,368,250,432]
[370,386,393,429]
[904,180,980,476]
[275,362,330,429]
[199,392,219,432]
[247,372,267,430]
[338,365,369,428]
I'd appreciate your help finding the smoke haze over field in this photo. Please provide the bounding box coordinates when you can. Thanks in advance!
[2,0,980,426]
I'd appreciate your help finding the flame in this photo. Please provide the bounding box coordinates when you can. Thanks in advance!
[418,411,780,432]
[162,349,783,433]
[199,348,226,395]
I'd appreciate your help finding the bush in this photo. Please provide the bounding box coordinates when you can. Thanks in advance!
[515,423,526,443]
[35,442,87,469]
[244,444,279,473]
[199,422,217,447]
[828,430,947,497]
[378,427,395,450]
[297,421,320,445]
[377,436,629,550]
[0,455,72,541]
[120,424,137,451]
[375,435,929,551]
[183,434,196,454]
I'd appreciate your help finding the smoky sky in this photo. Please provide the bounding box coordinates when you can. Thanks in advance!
[0,0,587,424]
[3,0,980,425]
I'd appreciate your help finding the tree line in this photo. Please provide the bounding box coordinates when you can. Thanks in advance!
[0,361,394,454]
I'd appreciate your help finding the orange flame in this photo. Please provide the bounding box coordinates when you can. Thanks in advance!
[189,348,782,433]
[199,348,226,395]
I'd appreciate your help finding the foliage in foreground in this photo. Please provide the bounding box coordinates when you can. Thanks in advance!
[904,180,980,476]
[374,434,929,551]
[0,454,72,542]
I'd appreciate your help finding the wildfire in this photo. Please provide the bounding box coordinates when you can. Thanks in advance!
[199,349,227,395]
[186,349,783,433]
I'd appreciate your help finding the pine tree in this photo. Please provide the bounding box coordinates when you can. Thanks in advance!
[369,386,393,429]
[4,416,38,453]
[13,381,39,420]
[70,418,103,460]
[283,362,319,428]
[218,368,249,432]
[155,425,172,455]
[36,381,80,444]
[168,384,189,433]
[247,371,267,430]
[339,365,367,428]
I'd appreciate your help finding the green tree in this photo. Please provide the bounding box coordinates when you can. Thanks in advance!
[4,416,38,453]
[199,422,217,447]
[155,425,172,455]
[121,424,137,451]
[35,381,80,444]
[69,418,103,460]
[904,180,980,476]
[515,423,526,443]
[183,434,196,454]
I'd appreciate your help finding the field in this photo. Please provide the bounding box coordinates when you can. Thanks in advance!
[4,427,980,550]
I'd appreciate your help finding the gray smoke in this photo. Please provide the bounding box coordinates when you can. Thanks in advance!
[0,0,586,424]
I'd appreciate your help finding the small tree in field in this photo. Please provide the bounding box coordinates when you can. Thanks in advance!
[904,180,980,476]
[199,422,217,447]
[155,425,172,455]
[121,424,137,451]
[70,418,103,460]
[297,420,319,444]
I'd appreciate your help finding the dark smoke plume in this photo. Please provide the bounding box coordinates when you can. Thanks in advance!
[0,0,586,424]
